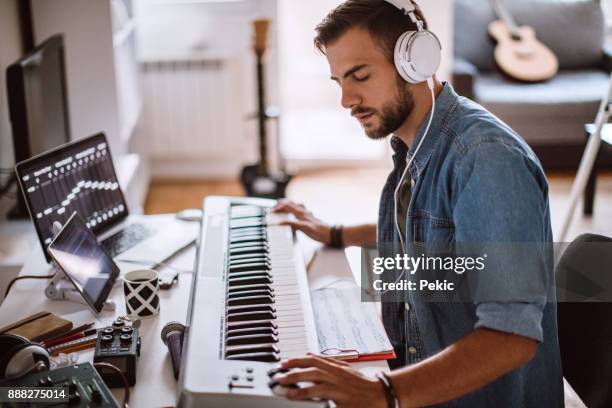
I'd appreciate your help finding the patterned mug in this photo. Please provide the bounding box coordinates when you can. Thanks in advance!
[123,269,160,318]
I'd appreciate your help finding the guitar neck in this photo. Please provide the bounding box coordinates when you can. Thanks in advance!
[489,0,520,35]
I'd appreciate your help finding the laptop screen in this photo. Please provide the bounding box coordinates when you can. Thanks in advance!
[15,133,128,261]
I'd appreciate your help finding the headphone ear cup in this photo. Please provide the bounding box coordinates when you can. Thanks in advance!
[6,345,50,380]
[0,334,50,380]
[394,30,442,84]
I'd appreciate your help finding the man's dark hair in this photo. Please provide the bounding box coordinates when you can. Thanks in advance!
[314,0,428,63]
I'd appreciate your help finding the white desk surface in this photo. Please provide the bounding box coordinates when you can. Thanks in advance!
[0,227,387,407]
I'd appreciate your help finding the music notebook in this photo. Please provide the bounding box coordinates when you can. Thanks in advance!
[311,287,395,362]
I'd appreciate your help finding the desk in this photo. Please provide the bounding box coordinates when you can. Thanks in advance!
[0,223,386,407]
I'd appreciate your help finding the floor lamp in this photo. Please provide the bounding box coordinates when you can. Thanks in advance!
[557,71,612,242]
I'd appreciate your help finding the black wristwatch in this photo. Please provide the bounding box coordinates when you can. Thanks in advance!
[376,372,399,408]
[329,224,344,248]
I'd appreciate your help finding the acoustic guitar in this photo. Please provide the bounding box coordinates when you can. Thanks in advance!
[488,0,558,82]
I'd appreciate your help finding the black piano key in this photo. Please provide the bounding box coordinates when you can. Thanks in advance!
[230,215,264,222]
[229,262,270,272]
[229,241,269,250]
[228,295,274,306]
[228,257,269,267]
[227,304,276,314]
[228,283,273,293]
[227,295,274,306]
[228,271,271,280]
[228,275,272,286]
[226,352,279,362]
[229,236,266,245]
[229,246,267,256]
[227,289,274,300]
[227,327,278,337]
[230,228,265,237]
[226,310,276,322]
[226,334,278,346]
[226,319,278,330]
[228,253,269,263]
[230,222,266,230]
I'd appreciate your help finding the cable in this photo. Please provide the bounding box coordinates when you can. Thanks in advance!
[94,362,130,408]
[385,77,436,295]
[4,274,56,298]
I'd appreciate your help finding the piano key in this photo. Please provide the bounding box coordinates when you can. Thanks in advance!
[226,319,278,330]
[228,253,269,262]
[229,236,266,245]
[225,343,279,355]
[228,283,274,293]
[228,275,272,286]
[227,304,276,314]
[229,246,267,255]
[229,258,269,268]
[225,352,279,362]
[228,295,274,306]
[228,288,274,298]
[230,222,266,230]
[227,327,278,337]
[229,262,270,272]
[226,334,278,346]
[226,310,277,322]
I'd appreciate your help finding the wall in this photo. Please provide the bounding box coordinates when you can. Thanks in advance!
[277,0,453,163]
[0,0,24,171]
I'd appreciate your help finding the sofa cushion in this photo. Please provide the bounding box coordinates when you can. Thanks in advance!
[474,70,608,144]
[454,0,605,71]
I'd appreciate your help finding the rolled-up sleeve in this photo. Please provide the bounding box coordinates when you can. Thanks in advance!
[452,141,551,342]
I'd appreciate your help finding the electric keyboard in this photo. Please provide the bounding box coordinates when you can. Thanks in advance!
[178,196,326,407]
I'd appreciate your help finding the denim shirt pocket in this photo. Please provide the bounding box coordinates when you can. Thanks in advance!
[410,212,455,245]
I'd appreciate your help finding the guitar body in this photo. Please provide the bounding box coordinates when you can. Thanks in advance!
[488,20,558,82]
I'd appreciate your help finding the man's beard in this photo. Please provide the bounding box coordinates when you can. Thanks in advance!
[353,77,414,140]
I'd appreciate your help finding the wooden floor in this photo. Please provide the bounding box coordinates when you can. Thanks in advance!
[145,168,612,241]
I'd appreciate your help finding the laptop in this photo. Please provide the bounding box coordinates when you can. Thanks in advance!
[15,132,198,268]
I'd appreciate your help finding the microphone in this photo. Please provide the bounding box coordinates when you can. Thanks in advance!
[160,321,185,380]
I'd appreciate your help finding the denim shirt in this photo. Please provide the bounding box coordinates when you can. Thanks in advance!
[377,83,564,407]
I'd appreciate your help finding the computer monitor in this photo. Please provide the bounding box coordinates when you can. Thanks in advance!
[6,34,71,216]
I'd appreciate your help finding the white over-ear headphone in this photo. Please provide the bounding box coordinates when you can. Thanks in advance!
[385,0,442,84]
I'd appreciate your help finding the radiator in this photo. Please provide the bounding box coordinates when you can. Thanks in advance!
[140,59,247,163]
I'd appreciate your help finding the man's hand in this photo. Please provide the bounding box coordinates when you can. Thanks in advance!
[276,354,387,408]
[273,200,332,244]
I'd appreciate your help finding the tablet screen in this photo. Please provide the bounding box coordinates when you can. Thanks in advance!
[47,212,119,314]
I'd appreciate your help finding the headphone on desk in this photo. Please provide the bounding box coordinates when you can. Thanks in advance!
[0,334,50,380]
[384,0,442,84]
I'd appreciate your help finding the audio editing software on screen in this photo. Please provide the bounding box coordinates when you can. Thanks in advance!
[18,136,127,246]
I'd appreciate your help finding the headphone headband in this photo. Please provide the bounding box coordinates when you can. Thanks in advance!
[384,0,441,84]
[384,0,423,31]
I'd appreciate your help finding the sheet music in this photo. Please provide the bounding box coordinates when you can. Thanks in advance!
[311,287,393,357]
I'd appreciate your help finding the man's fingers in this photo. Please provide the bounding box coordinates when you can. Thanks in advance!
[273,201,308,219]
[281,355,348,377]
[286,384,343,402]
[280,219,311,233]
[276,368,337,386]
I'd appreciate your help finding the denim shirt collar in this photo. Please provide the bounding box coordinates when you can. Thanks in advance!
[390,82,458,179]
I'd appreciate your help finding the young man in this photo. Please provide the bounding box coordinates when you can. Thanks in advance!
[272,0,564,407]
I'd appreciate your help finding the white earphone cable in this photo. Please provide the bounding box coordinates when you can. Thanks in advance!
[385,77,436,294]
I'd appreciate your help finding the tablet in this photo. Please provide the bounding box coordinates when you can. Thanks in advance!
[47,212,119,315]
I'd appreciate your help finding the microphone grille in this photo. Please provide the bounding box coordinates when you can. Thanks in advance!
[161,321,185,345]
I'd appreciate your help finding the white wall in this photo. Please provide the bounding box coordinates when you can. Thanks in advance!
[0,0,24,170]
